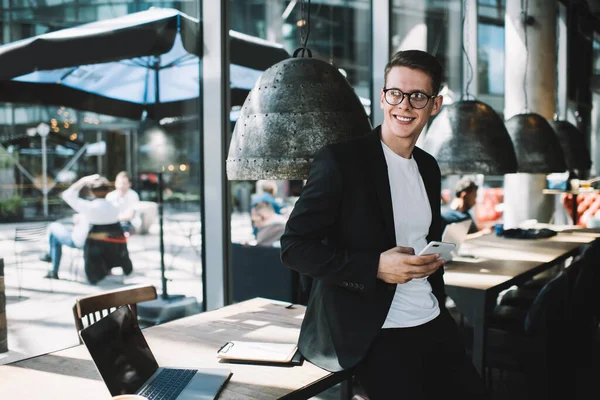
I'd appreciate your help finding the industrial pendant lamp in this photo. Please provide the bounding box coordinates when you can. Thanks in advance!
[504,4,566,173]
[423,100,518,174]
[505,113,566,173]
[421,2,517,175]
[548,119,591,173]
[226,0,372,180]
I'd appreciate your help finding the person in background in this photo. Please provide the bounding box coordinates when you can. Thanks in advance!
[281,50,486,399]
[250,180,282,237]
[250,201,287,247]
[250,180,282,214]
[40,174,119,279]
[441,177,479,234]
[106,171,140,235]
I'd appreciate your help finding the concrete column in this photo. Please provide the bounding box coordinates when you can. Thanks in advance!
[202,0,229,310]
[503,0,557,228]
[371,0,390,127]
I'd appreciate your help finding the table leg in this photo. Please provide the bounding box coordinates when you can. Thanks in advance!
[445,287,494,378]
[572,194,578,225]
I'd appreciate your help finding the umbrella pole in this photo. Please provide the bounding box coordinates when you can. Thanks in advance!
[41,135,48,218]
[158,171,168,299]
[137,57,200,325]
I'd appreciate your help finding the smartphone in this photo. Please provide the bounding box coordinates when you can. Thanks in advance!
[418,241,456,261]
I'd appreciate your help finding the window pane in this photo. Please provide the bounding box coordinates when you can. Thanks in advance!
[391,0,463,100]
[228,0,372,304]
[477,23,504,95]
[0,0,205,361]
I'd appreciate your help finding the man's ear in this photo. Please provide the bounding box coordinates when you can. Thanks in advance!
[380,88,386,110]
[430,95,443,117]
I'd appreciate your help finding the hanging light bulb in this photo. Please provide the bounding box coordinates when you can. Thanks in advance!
[226,0,371,180]
[421,0,517,175]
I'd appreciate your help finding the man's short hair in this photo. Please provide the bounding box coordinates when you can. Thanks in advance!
[384,50,443,95]
[454,177,478,198]
[116,171,131,182]
[260,180,278,196]
[90,180,111,199]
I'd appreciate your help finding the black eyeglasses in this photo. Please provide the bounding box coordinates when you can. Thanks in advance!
[382,88,437,109]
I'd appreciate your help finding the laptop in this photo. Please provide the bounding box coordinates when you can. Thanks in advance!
[441,220,474,262]
[79,305,232,400]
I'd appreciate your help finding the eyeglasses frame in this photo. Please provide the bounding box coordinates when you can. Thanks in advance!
[382,87,437,109]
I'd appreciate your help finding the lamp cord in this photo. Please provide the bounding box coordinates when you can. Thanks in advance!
[461,0,474,100]
[521,0,529,112]
[297,0,312,58]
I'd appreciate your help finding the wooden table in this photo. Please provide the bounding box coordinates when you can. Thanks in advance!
[444,229,599,375]
[0,298,349,399]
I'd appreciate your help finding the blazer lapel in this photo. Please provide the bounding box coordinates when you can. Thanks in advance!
[366,127,396,246]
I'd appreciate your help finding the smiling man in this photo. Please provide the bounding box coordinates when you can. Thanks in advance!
[281,50,487,399]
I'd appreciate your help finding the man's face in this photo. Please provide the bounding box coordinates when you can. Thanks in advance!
[251,208,265,228]
[464,189,477,210]
[380,66,442,147]
[115,175,131,194]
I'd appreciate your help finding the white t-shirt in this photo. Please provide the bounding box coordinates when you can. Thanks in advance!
[106,189,140,218]
[380,141,440,329]
[61,188,120,248]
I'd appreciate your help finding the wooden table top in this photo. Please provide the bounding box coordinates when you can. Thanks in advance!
[0,298,330,400]
[443,230,599,290]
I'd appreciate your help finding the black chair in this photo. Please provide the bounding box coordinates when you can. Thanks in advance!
[84,223,133,284]
[231,243,306,304]
[482,255,591,399]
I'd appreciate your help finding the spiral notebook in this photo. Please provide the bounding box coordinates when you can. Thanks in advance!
[216,341,302,365]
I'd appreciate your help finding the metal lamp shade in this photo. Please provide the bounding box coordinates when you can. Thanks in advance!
[421,100,518,175]
[226,57,372,180]
[548,120,591,171]
[505,113,567,173]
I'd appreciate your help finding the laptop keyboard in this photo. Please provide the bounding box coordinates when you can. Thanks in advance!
[138,368,197,400]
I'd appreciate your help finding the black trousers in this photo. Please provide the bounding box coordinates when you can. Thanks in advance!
[354,310,489,400]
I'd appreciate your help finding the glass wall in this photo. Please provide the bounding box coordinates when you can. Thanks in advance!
[0,0,204,359]
[477,0,505,111]
[227,0,372,303]
[391,0,463,102]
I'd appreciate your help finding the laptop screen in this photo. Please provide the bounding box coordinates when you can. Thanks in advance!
[442,219,472,253]
[80,305,159,396]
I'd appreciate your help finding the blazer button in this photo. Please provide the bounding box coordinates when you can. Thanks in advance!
[342,282,349,287]
[358,284,364,290]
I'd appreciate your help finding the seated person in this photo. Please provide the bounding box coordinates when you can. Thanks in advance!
[106,171,140,234]
[441,177,479,234]
[41,174,119,280]
[250,201,287,247]
[250,180,282,214]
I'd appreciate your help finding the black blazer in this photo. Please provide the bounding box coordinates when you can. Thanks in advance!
[280,126,445,372]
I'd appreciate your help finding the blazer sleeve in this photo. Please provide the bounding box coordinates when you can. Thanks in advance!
[280,146,381,292]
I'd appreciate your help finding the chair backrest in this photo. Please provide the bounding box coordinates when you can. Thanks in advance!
[14,223,47,243]
[72,284,157,343]
[524,262,579,335]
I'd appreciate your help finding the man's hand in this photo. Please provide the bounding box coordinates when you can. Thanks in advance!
[377,246,444,284]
